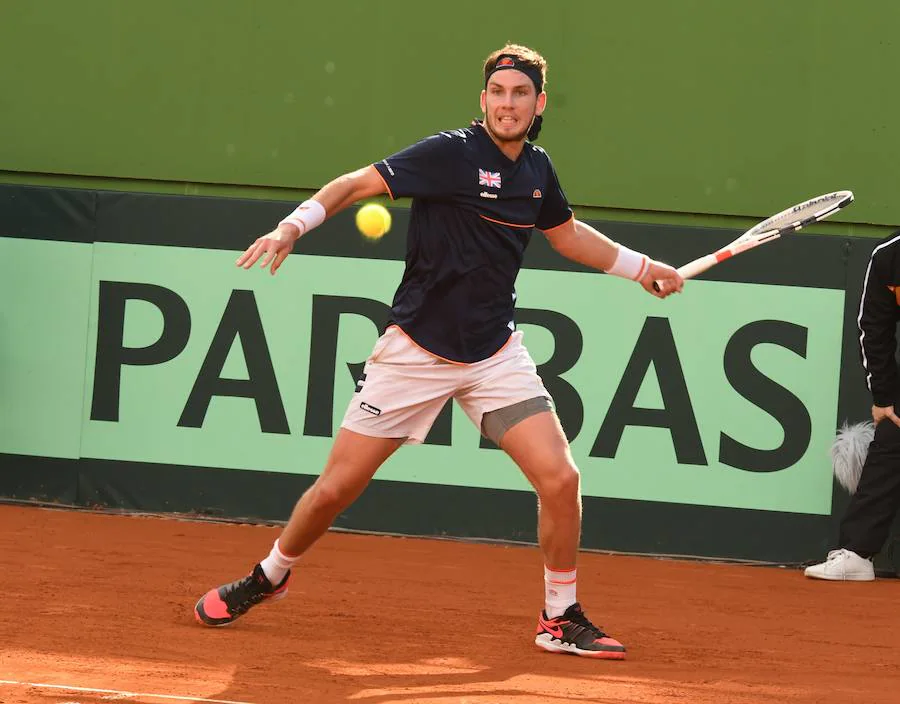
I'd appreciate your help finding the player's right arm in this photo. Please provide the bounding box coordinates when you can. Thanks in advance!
[543,218,683,298]
[236,165,387,275]
[534,152,681,298]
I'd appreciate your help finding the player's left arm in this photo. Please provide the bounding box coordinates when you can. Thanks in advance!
[541,217,683,298]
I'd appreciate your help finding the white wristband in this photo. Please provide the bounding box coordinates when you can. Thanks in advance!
[607,245,650,281]
[278,199,327,238]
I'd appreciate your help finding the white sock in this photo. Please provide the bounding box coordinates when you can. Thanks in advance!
[259,539,297,585]
[544,566,577,618]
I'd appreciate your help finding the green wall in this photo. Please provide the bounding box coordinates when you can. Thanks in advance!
[1,0,898,231]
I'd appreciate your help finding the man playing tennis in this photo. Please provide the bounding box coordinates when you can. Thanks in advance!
[194,43,683,659]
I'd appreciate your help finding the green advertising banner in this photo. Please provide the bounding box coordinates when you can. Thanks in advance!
[69,242,844,516]
[0,238,93,459]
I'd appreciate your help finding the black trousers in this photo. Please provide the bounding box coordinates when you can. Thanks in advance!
[839,418,900,557]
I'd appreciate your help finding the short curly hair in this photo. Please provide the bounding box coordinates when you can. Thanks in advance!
[482,43,548,90]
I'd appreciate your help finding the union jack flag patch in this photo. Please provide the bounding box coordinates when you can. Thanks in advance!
[478,169,501,189]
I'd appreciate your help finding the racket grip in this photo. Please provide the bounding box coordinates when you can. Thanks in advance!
[678,256,717,280]
[651,255,717,292]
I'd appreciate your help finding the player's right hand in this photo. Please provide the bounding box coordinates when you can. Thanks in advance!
[236,224,301,275]
[872,404,900,428]
[642,261,683,298]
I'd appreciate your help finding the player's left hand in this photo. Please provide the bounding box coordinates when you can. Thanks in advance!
[641,261,683,298]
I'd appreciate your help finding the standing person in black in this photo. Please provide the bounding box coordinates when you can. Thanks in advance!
[194,43,684,658]
[807,231,900,581]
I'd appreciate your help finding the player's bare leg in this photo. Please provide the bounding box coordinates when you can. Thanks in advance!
[278,429,403,556]
[194,429,402,626]
[501,411,626,659]
[501,412,581,570]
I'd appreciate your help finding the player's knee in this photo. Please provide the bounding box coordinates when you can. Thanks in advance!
[535,463,581,506]
[307,480,355,516]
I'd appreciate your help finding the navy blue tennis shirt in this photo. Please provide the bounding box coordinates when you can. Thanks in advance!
[372,123,573,363]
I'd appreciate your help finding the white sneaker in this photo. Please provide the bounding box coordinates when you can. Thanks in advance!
[804,549,875,581]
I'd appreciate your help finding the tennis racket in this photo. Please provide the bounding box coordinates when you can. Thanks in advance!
[653,190,854,291]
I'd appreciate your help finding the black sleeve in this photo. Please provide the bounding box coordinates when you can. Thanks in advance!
[859,243,900,406]
[372,132,461,200]
[536,156,573,231]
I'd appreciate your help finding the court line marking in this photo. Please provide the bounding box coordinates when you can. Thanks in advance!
[0,680,254,704]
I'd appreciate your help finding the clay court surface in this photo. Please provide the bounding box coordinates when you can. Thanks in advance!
[1,504,898,704]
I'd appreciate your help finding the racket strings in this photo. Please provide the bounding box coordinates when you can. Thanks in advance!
[767,192,852,232]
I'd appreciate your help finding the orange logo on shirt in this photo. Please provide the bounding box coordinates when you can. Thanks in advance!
[533,189,542,198]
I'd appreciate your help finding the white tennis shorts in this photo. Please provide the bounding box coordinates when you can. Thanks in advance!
[340,325,550,444]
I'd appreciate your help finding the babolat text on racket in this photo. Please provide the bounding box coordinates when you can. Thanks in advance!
[653,190,854,291]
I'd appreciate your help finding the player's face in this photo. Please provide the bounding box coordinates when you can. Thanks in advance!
[480,70,546,143]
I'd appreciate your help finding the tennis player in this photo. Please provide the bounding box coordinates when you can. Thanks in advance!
[194,43,683,659]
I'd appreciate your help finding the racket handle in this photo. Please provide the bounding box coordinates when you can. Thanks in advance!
[678,255,718,280]
[651,255,717,292]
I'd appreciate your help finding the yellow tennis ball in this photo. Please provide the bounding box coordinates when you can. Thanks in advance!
[355,203,391,239]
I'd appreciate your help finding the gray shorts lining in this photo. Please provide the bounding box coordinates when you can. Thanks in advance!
[481,395,554,446]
